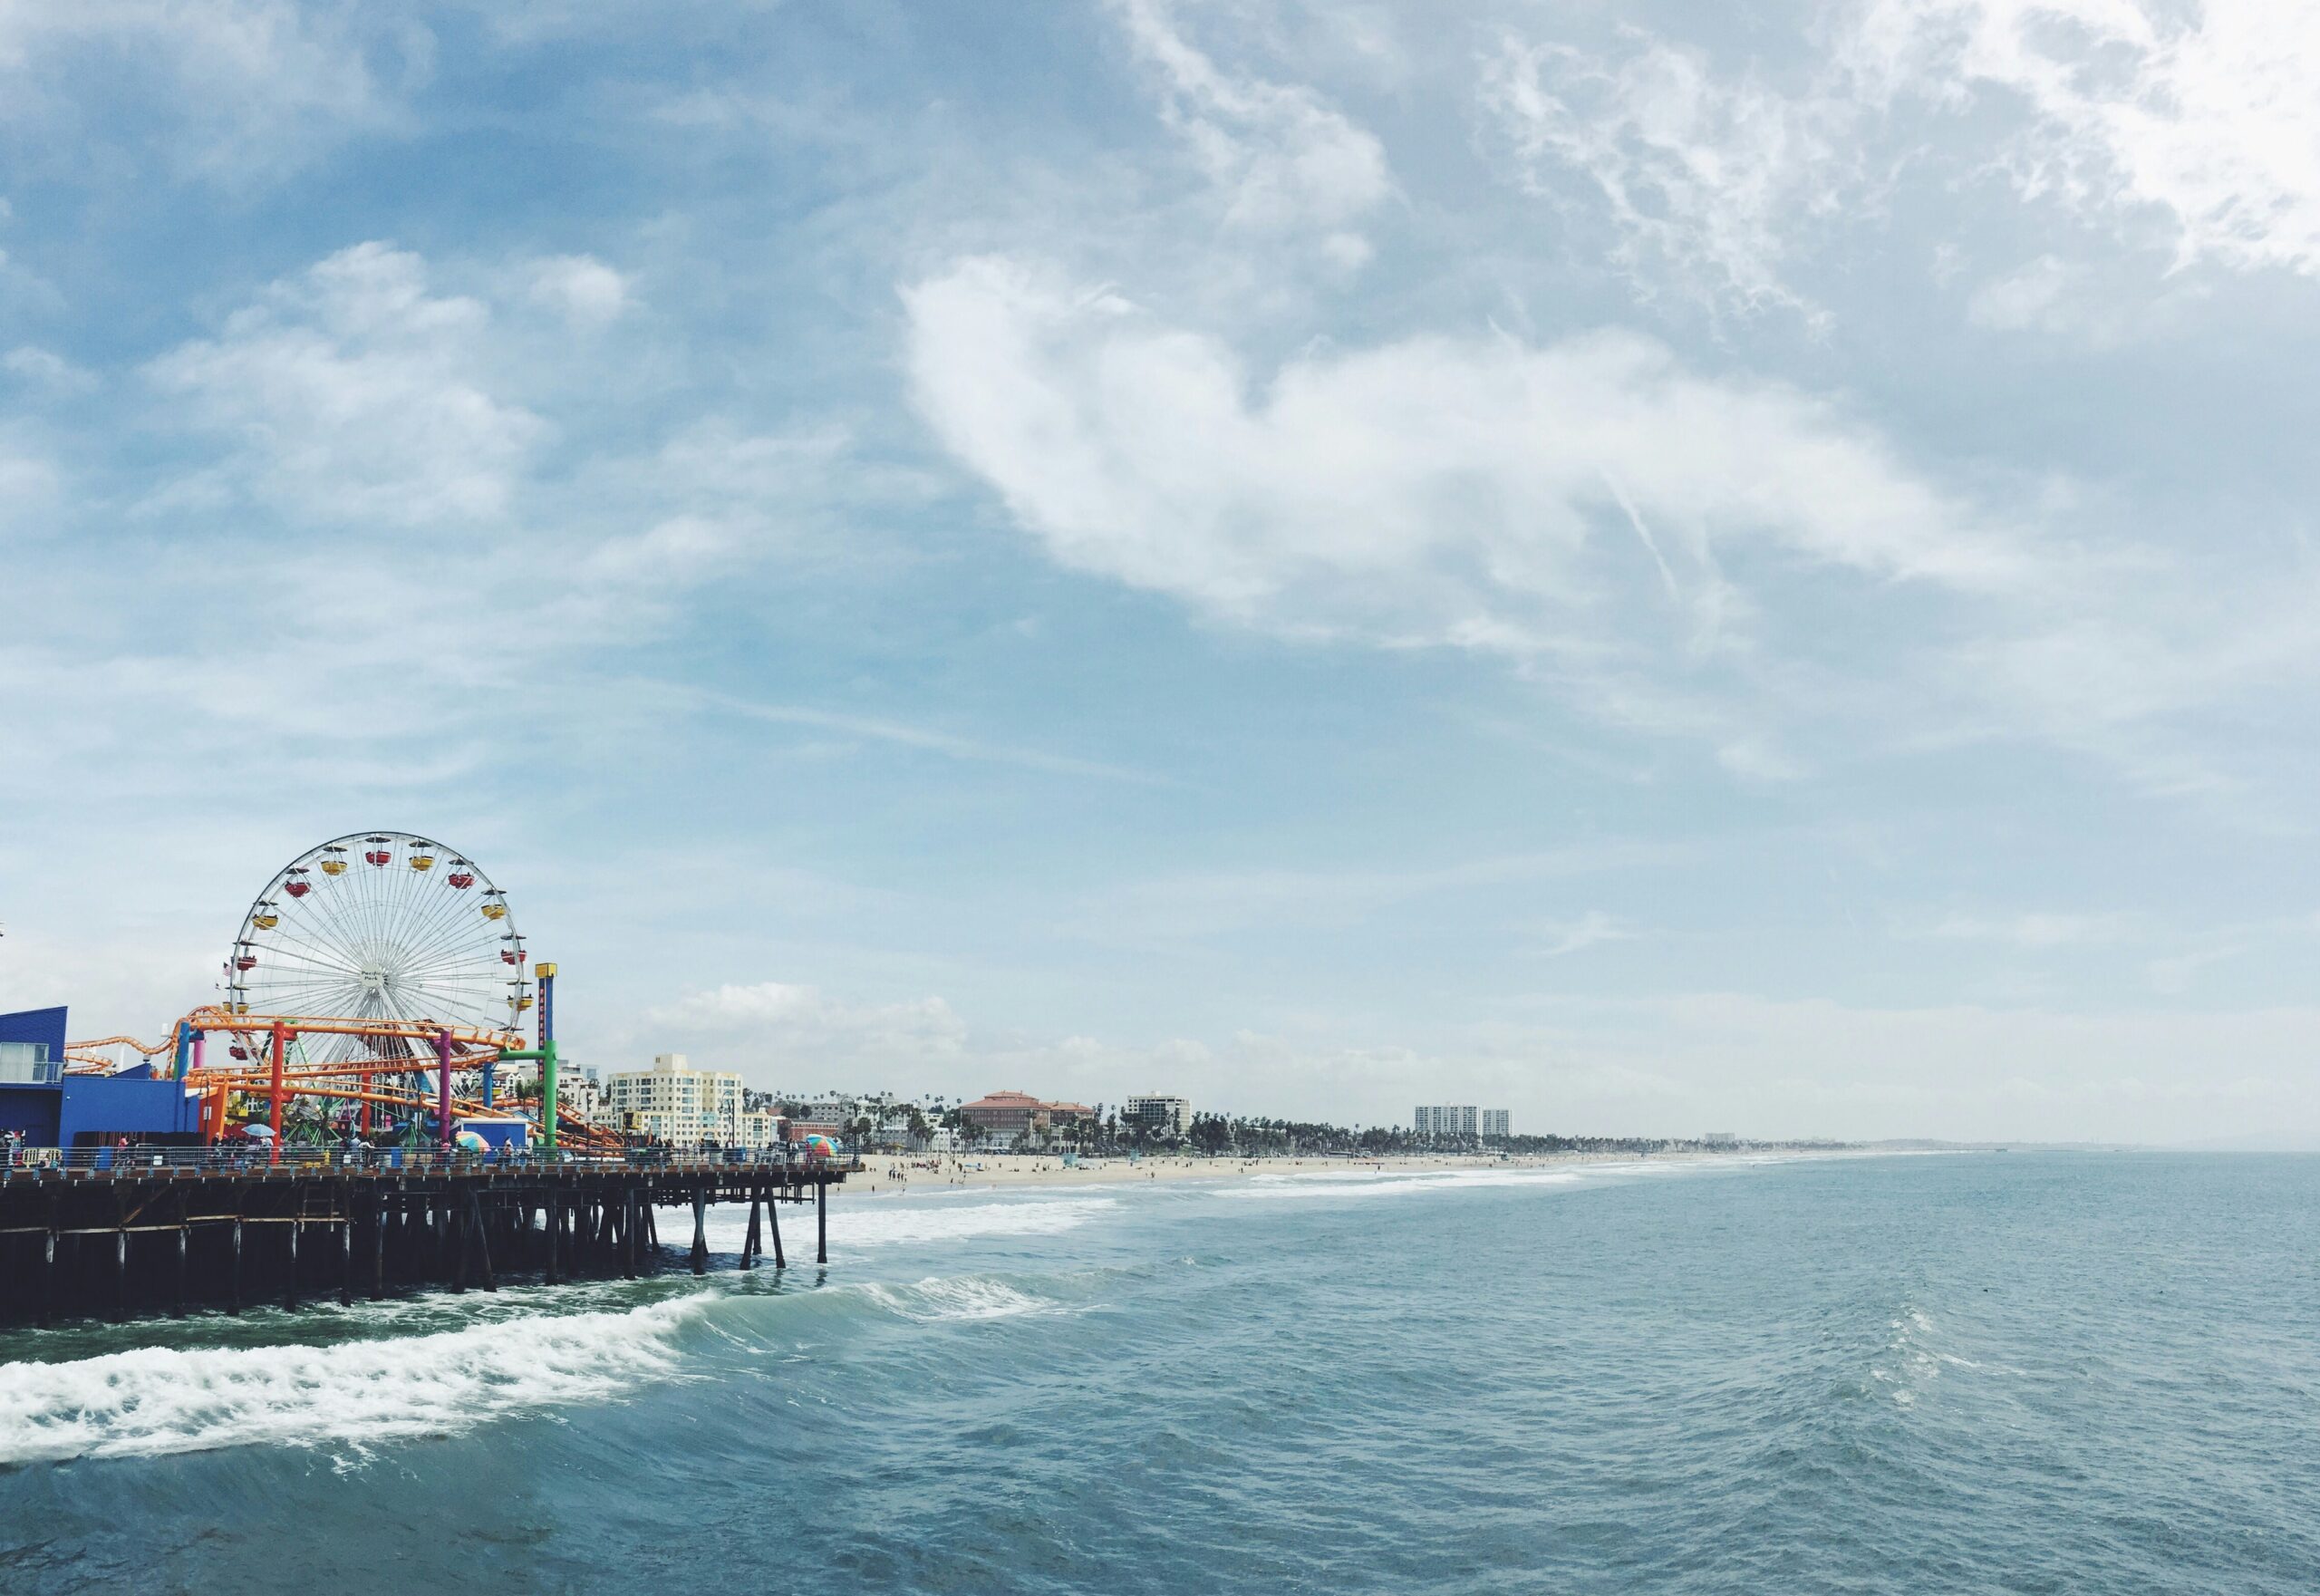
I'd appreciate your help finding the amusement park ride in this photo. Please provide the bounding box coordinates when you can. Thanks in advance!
[58,830,615,1159]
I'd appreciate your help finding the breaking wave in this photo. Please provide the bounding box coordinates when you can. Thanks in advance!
[0,1295,714,1465]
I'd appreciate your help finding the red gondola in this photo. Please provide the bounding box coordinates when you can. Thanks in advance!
[285,880,312,897]
[235,953,257,971]
[447,872,475,889]
[230,1045,249,1060]
[365,849,392,866]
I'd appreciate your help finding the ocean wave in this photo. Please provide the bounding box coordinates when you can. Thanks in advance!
[660,1194,1118,1257]
[0,1295,715,1465]
[857,1276,1064,1322]
[1217,1167,1591,1201]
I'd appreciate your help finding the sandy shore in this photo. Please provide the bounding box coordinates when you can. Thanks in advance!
[845,1147,1732,1195]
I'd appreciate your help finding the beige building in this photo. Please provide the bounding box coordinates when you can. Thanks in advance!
[605,1053,747,1145]
[1123,1095,1192,1137]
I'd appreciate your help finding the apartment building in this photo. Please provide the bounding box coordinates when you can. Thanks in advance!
[605,1052,747,1146]
[1414,1105,1511,1140]
[1122,1095,1192,1138]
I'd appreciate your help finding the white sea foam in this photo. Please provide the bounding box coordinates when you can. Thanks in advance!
[662,1195,1117,1256]
[858,1276,1061,1322]
[1219,1166,1591,1201]
[1220,1152,1853,1202]
[0,1295,714,1465]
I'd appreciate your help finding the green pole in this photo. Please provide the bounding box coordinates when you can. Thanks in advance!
[542,1038,559,1151]
[537,962,559,1151]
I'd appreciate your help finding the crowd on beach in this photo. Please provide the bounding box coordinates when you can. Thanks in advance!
[846,1147,1674,1195]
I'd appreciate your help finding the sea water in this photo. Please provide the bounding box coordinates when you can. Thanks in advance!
[3,1152,2317,1593]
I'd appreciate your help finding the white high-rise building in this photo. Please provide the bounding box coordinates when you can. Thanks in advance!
[605,1052,747,1146]
[1415,1105,1508,1139]
[1413,1104,1479,1137]
[1123,1095,1193,1137]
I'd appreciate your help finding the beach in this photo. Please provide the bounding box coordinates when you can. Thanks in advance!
[848,1146,1731,1193]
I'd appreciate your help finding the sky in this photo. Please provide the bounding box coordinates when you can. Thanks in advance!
[3,0,2318,1146]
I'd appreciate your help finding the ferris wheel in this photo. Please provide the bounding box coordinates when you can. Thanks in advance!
[225,831,529,1061]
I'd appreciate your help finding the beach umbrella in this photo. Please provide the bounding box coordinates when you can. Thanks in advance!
[454,1129,488,1153]
[243,1124,276,1140]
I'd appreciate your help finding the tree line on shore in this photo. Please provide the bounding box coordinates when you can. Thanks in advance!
[760,1092,1851,1157]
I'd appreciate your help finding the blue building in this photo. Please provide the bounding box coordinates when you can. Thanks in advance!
[0,1006,205,1148]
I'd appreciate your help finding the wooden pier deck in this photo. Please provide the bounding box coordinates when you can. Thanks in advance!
[0,1154,856,1326]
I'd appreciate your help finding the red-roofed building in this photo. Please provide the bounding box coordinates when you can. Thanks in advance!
[957,1091,1097,1146]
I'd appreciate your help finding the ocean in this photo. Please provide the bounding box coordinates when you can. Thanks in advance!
[3,1152,2317,1593]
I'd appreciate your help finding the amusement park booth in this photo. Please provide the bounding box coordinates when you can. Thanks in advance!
[0,1006,206,1149]
[455,1115,532,1155]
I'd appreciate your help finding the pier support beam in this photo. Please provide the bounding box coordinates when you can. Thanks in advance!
[740,1189,761,1270]
[451,1198,469,1293]
[691,1190,709,1275]
[228,1215,244,1314]
[469,1194,495,1292]
[339,1188,354,1307]
[372,1195,386,1301]
[172,1208,188,1320]
[285,1219,300,1309]
[768,1185,786,1270]
[38,1196,56,1327]
[817,1176,827,1265]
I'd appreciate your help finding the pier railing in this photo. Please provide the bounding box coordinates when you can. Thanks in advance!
[0,1146,862,1179]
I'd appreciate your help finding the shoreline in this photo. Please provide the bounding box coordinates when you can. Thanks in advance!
[845,1146,1844,1195]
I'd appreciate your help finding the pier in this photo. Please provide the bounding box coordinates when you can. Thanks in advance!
[0,1151,856,1327]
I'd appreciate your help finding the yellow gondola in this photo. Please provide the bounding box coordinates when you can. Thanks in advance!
[252,912,278,930]
[410,850,436,871]
[483,903,507,920]
[320,858,347,876]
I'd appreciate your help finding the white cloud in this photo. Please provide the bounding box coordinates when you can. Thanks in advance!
[0,442,59,524]
[904,254,2013,657]
[648,981,972,1067]
[2145,943,2239,995]
[142,241,547,526]
[1922,910,2139,948]
[1966,255,2081,332]
[1853,0,2320,278]
[1533,911,1638,958]
[1482,2,2320,317]
[1110,0,1391,234]
[3,345,96,392]
[0,2,432,179]
[1479,32,1848,314]
[527,253,630,325]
